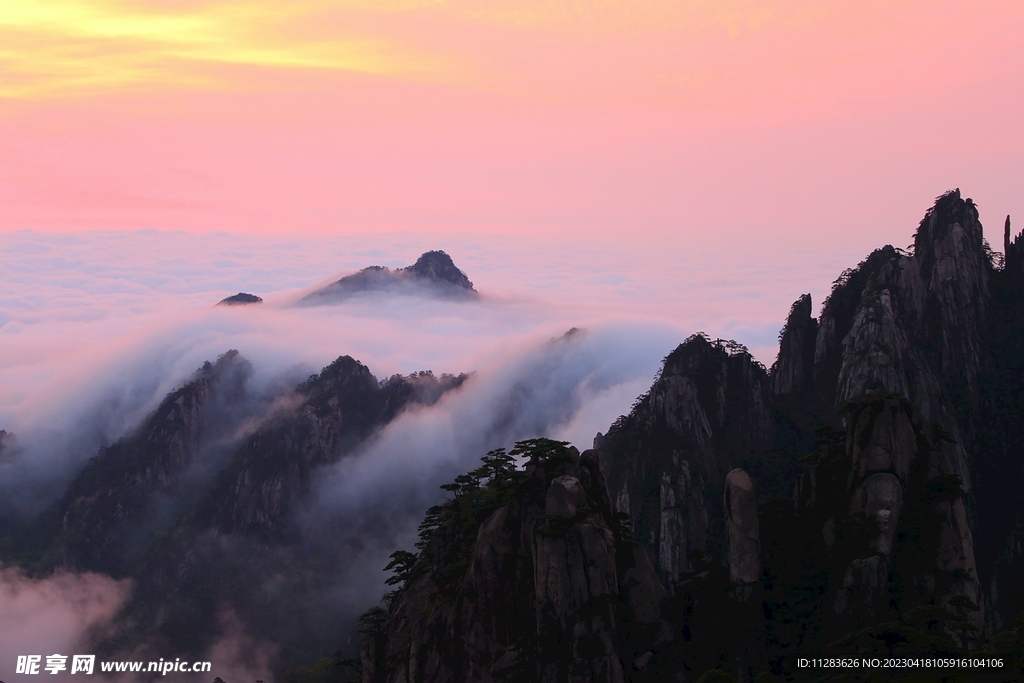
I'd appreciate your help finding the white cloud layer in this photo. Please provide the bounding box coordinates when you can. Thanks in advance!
[0,227,861,675]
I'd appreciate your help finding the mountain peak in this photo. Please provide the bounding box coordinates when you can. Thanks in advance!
[299,250,477,305]
[217,292,263,306]
[913,188,984,259]
[398,250,475,290]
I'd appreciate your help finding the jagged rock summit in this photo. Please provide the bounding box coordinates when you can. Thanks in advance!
[216,292,263,306]
[299,250,477,305]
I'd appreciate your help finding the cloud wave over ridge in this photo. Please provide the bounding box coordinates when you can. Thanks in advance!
[0,226,858,675]
[0,230,706,675]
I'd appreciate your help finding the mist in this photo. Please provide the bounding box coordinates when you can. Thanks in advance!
[0,227,852,678]
[0,567,132,681]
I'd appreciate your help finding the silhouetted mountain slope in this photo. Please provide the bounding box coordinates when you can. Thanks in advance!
[3,351,467,674]
[365,190,1024,683]
[18,350,253,575]
[596,334,774,586]
[6,190,1023,683]
[193,360,465,537]
[361,440,671,683]
[97,360,467,670]
[300,251,477,305]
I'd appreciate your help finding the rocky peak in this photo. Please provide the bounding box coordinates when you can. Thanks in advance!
[912,189,984,266]
[812,246,900,407]
[1005,215,1024,281]
[300,250,477,305]
[298,355,378,403]
[772,293,818,396]
[202,359,465,537]
[399,250,475,291]
[822,191,995,508]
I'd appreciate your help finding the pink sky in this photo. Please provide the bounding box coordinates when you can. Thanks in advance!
[0,6,1021,666]
[1,0,1021,249]
[1,0,1022,395]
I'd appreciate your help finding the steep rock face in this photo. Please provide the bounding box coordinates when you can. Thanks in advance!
[796,191,1010,632]
[813,192,990,429]
[587,191,1013,676]
[599,335,774,584]
[13,352,467,672]
[830,395,982,633]
[827,192,989,493]
[724,469,760,586]
[24,350,252,574]
[812,246,901,408]
[198,360,465,535]
[615,467,764,683]
[366,444,672,683]
[772,294,818,397]
[772,192,1009,631]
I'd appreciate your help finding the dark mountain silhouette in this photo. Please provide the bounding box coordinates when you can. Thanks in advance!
[4,191,1024,683]
[3,351,467,675]
[217,292,263,306]
[299,250,477,305]
[361,191,1024,683]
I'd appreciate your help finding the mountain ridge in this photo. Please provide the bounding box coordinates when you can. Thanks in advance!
[299,250,477,305]
[361,190,1024,683]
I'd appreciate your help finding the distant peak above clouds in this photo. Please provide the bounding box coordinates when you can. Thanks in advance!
[216,293,264,306]
[401,250,475,290]
[298,250,478,305]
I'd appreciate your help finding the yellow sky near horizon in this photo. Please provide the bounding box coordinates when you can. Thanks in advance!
[0,0,457,99]
[0,0,947,104]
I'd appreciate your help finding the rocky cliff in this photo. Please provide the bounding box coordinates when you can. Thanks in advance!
[365,190,1024,683]
[19,350,253,574]
[597,334,774,585]
[766,191,994,632]
[6,191,1023,682]
[630,191,1022,674]
[361,440,676,683]
[5,351,467,674]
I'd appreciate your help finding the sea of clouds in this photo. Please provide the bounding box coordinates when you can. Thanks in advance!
[0,227,860,680]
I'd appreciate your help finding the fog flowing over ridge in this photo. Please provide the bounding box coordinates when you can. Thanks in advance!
[0,322,682,679]
[0,234,719,678]
[0,228,859,510]
[0,227,906,678]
